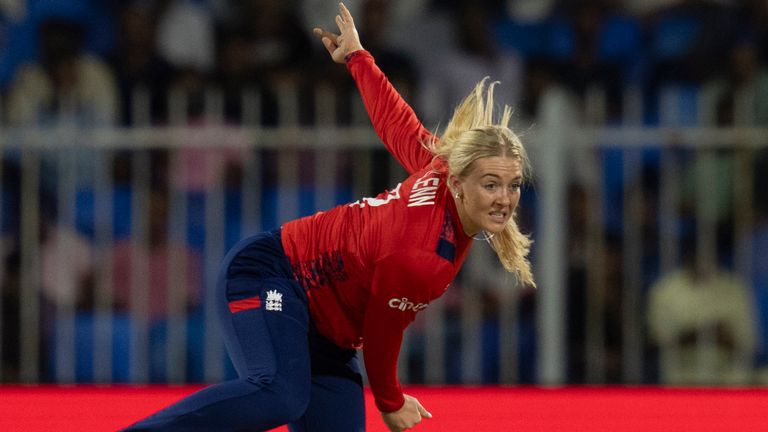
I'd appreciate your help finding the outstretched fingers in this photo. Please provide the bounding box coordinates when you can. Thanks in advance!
[313,27,337,54]
[340,2,354,25]
[335,2,355,34]
[315,2,362,64]
[335,13,345,32]
[313,27,338,44]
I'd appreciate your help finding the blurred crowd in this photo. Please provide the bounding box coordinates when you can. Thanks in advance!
[0,0,766,127]
[1,0,768,386]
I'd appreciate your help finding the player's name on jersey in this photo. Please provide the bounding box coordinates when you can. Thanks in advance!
[408,172,440,207]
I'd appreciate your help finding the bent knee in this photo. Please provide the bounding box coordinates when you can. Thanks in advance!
[278,380,310,422]
[243,375,309,422]
[283,391,310,422]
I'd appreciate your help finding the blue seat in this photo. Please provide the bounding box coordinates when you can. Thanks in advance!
[651,15,700,61]
[598,15,641,62]
[493,18,551,58]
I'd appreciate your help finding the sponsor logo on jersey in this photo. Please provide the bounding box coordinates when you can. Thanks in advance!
[408,172,440,207]
[265,290,283,312]
[388,297,429,312]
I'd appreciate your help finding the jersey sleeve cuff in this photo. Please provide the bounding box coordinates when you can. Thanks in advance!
[376,392,406,413]
[345,49,372,66]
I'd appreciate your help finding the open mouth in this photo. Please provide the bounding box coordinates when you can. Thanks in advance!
[489,210,507,224]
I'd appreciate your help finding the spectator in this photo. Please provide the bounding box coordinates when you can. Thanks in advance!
[644,0,739,95]
[734,0,768,65]
[6,17,118,127]
[493,0,556,61]
[358,0,417,98]
[5,17,119,198]
[0,0,27,90]
[164,45,249,196]
[647,234,755,385]
[152,1,248,194]
[234,0,313,87]
[111,188,203,323]
[156,0,215,75]
[703,37,768,126]
[40,219,94,314]
[108,1,173,126]
[39,216,96,382]
[213,24,264,124]
[0,0,115,90]
[565,186,625,383]
[549,0,641,121]
[420,1,524,124]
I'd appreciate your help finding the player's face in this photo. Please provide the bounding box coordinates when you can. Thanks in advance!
[452,156,523,236]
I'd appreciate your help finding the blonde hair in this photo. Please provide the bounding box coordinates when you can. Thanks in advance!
[427,78,535,287]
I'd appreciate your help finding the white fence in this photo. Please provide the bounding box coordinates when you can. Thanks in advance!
[1,85,767,387]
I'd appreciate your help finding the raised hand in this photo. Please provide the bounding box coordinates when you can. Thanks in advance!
[313,2,364,64]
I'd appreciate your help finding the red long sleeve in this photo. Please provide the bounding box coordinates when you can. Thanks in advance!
[345,50,434,174]
[362,249,456,412]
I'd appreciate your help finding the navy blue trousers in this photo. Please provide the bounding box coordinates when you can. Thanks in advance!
[122,230,365,431]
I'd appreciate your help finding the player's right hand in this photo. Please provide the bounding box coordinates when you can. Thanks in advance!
[313,2,364,64]
[381,394,433,431]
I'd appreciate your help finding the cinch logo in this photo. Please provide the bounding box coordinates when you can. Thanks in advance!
[388,297,429,312]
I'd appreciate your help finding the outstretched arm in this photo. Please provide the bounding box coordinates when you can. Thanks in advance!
[314,2,434,174]
[363,253,438,430]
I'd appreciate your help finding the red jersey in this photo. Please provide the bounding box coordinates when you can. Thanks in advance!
[281,50,472,413]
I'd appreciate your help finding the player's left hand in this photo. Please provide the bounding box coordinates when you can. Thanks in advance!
[381,394,432,431]
[313,2,364,64]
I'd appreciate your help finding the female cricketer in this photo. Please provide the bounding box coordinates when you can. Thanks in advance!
[122,3,534,431]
